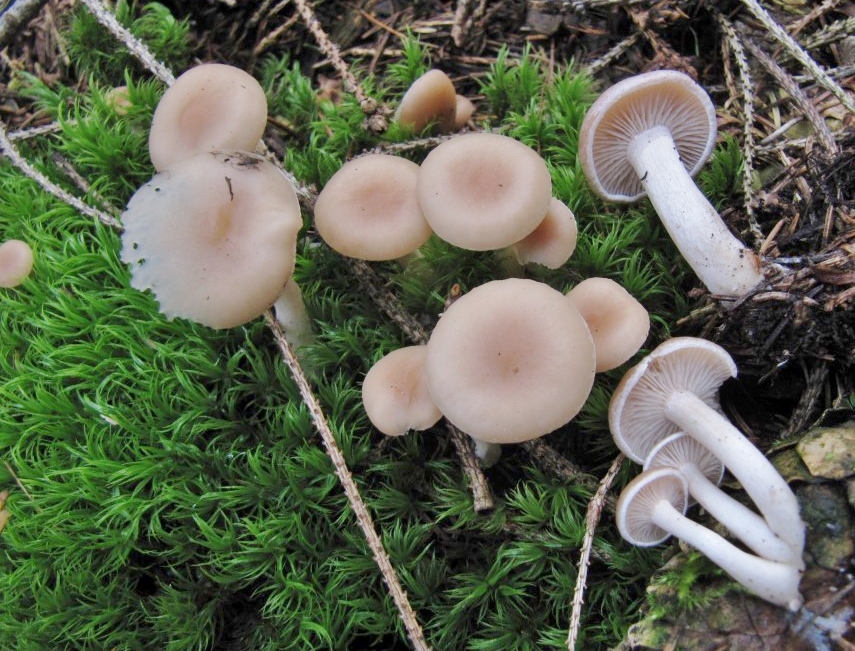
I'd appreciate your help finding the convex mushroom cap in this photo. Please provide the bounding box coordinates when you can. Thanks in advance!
[578,70,763,297]
[565,277,649,372]
[617,467,803,611]
[120,150,302,329]
[362,345,442,437]
[314,154,432,261]
[424,278,595,444]
[395,69,457,134]
[149,63,268,171]
[508,197,578,269]
[0,239,34,288]
[417,133,552,251]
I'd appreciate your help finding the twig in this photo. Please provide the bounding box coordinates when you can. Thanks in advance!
[739,0,855,115]
[264,312,432,651]
[583,33,640,77]
[0,0,47,48]
[78,0,175,86]
[446,423,494,512]
[566,453,625,651]
[0,123,122,230]
[451,0,488,48]
[786,0,846,36]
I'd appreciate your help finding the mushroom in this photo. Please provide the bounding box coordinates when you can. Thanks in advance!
[273,279,314,349]
[616,467,803,610]
[394,69,457,133]
[0,239,34,288]
[644,432,801,567]
[424,278,595,444]
[609,337,805,558]
[453,94,475,130]
[149,63,268,171]
[362,345,442,437]
[120,150,303,329]
[565,277,649,372]
[507,197,578,269]
[313,154,432,261]
[416,133,552,251]
[578,70,763,298]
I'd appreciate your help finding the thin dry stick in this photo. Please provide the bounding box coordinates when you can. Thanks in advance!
[566,453,625,651]
[0,0,48,48]
[743,36,840,156]
[265,313,431,651]
[78,0,175,85]
[0,124,122,230]
[584,33,640,77]
[787,0,845,36]
[716,12,764,244]
[739,0,855,115]
[451,0,489,48]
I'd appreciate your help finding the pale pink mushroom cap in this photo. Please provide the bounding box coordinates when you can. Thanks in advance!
[424,278,596,444]
[509,197,578,269]
[566,277,650,372]
[416,133,553,251]
[149,63,268,171]
[362,345,442,437]
[395,69,457,133]
[454,95,476,130]
[314,154,432,261]
[0,239,34,288]
[120,150,302,329]
[578,69,717,202]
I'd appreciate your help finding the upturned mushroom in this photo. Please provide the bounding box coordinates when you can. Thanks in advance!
[148,63,268,171]
[609,337,805,558]
[578,70,763,298]
[616,467,803,610]
[0,239,34,288]
[416,133,552,251]
[565,277,649,372]
[424,278,595,444]
[644,432,801,567]
[362,345,442,437]
[313,154,432,261]
[507,197,578,270]
[120,150,302,329]
[394,69,457,134]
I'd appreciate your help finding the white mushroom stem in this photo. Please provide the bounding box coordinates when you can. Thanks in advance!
[472,438,502,468]
[665,390,805,558]
[650,498,803,610]
[680,463,802,567]
[626,125,763,297]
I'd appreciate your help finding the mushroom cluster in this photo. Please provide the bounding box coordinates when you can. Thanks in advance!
[362,277,649,462]
[120,63,307,334]
[610,337,805,609]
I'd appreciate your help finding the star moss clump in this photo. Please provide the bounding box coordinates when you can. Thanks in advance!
[0,5,744,648]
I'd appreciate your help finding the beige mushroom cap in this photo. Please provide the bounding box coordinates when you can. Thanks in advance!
[509,197,578,269]
[416,133,553,251]
[0,239,34,288]
[149,63,268,172]
[425,278,596,444]
[362,345,442,437]
[314,154,432,261]
[453,94,475,130]
[565,277,650,372]
[120,150,302,329]
[395,69,457,133]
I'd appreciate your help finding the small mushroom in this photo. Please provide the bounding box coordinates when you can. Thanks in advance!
[362,345,442,437]
[609,337,805,558]
[644,432,801,567]
[313,154,432,261]
[565,277,649,372]
[416,133,552,251]
[0,239,34,288]
[453,95,476,130]
[120,150,302,329]
[424,278,595,444]
[507,197,578,269]
[149,63,268,171]
[273,279,313,349]
[616,467,803,610]
[578,70,763,298]
[394,69,457,133]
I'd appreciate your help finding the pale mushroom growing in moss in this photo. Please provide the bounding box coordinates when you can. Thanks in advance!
[120,150,302,329]
[395,69,458,133]
[579,70,763,298]
[148,63,268,171]
[507,197,578,269]
[0,239,34,288]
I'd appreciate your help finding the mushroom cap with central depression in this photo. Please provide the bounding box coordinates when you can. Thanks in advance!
[424,278,595,444]
[578,69,717,202]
